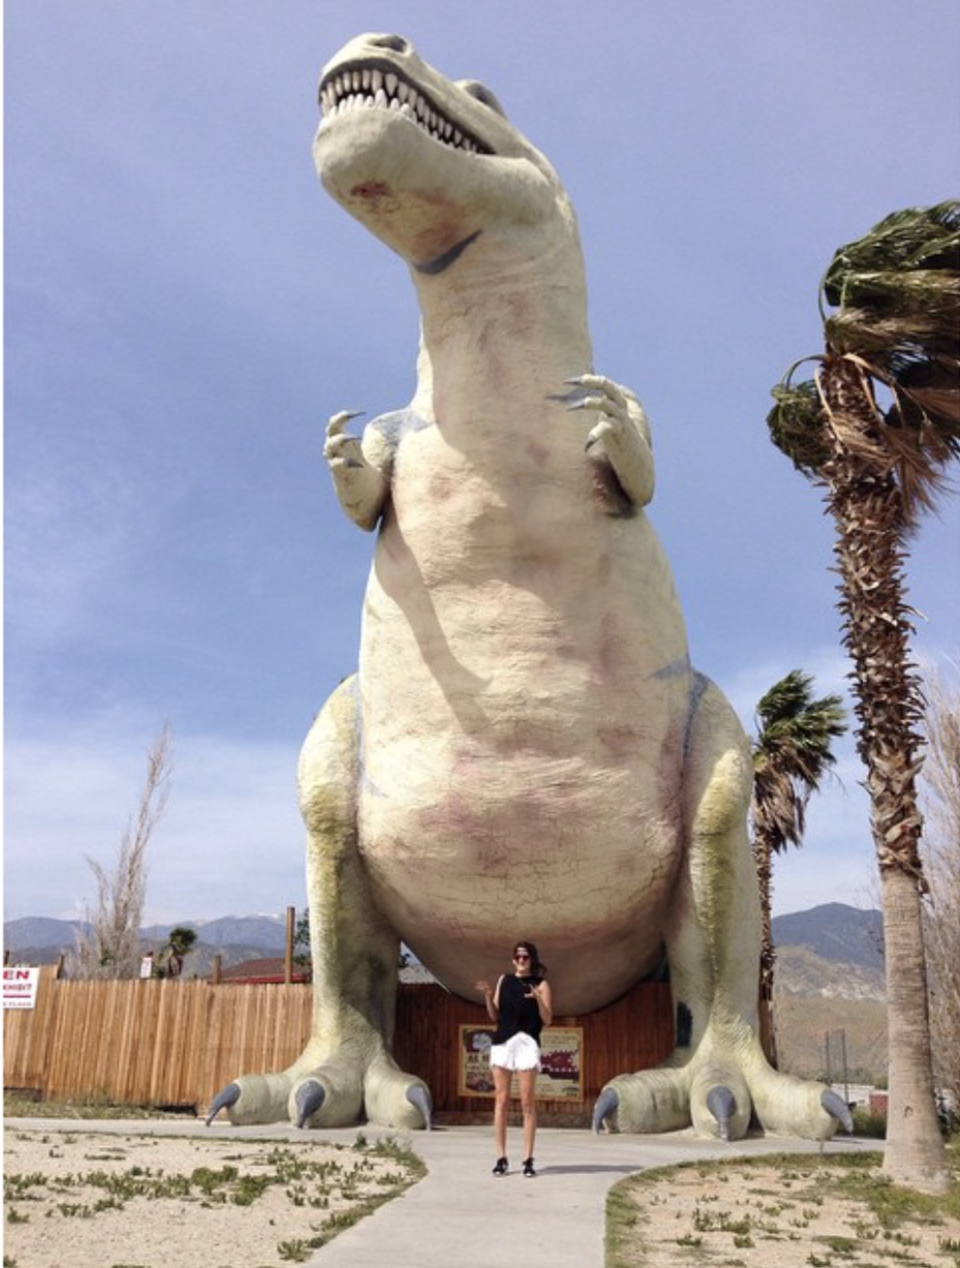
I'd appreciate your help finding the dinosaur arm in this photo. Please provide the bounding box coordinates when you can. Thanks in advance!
[566,374,655,508]
[323,410,391,530]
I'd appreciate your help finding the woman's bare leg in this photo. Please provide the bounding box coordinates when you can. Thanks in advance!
[519,1068,538,1160]
[493,1065,511,1159]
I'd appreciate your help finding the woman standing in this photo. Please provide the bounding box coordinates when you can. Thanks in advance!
[475,940,553,1177]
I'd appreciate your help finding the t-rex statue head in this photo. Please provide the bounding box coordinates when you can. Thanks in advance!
[313,32,580,278]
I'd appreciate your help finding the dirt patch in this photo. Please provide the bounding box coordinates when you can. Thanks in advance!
[3,1127,422,1268]
[609,1154,960,1267]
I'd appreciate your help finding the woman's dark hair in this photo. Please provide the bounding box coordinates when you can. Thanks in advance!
[513,939,547,977]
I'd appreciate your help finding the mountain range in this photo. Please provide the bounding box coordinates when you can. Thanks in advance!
[3,902,885,999]
[772,903,884,1002]
[2,913,294,978]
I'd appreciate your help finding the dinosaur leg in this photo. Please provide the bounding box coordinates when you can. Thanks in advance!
[595,675,850,1141]
[206,676,431,1130]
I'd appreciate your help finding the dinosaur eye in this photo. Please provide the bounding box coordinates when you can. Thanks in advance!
[460,80,506,117]
[369,34,408,53]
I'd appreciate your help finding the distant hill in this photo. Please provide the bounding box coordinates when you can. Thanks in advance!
[769,903,886,1079]
[139,915,290,952]
[2,913,290,974]
[5,902,884,995]
[771,902,883,971]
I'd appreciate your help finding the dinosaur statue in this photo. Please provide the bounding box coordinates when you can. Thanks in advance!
[208,33,850,1142]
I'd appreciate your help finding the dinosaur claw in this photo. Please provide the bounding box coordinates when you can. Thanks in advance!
[592,1086,620,1133]
[295,1079,326,1129]
[205,1082,241,1126]
[547,377,599,409]
[406,1084,434,1130]
[325,409,366,438]
[821,1088,854,1134]
[706,1085,737,1141]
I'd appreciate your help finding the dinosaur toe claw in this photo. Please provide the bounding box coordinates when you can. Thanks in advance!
[406,1084,434,1130]
[706,1085,738,1141]
[821,1088,854,1134]
[205,1082,241,1126]
[593,1086,620,1133]
[295,1079,326,1129]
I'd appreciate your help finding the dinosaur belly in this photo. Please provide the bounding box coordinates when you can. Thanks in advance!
[359,737,683,1013]
[355,440,692,1012]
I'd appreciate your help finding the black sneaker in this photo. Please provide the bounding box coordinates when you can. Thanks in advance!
[522,1157,536,1178]
[492,1156,509,1176]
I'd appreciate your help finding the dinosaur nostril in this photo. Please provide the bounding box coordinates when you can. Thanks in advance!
[369,34,408,54]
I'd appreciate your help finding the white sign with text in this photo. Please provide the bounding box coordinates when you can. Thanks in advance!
[3,966,41,1010]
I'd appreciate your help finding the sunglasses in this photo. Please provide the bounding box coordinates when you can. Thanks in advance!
[514,952,531,961]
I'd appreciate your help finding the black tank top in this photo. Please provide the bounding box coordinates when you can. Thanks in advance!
[494,973,546,1044]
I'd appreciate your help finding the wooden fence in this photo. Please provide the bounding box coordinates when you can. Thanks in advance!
[4,968,673,1125]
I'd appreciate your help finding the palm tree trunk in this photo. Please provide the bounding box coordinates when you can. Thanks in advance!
[753,834,779,1066]
[880,866,949,1192]
[820,354,947,1193]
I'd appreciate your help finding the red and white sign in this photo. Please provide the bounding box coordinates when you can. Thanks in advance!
[3,967,41,1010]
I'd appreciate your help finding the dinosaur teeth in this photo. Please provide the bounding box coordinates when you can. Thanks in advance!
[321,64,489,156]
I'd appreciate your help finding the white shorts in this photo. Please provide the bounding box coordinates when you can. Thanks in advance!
[489,1031,541,1072]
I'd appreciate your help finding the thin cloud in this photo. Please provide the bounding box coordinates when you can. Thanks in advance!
[4,719,307,925]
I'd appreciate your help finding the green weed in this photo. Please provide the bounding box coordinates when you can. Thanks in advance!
[675,1232,703,1247]
[277,1236,325,1262]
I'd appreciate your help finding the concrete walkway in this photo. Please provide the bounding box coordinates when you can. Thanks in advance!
[4,1117,867,1268]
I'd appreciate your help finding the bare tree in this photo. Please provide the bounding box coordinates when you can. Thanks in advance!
[920,661,960,1119]
[73,724,173,979]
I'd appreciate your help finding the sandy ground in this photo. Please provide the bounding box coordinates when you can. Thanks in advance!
[4,1128,959,1268]
[611,1155,960,1267]
[3,1127,419,1268]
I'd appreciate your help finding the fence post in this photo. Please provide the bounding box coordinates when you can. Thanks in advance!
[284,906,295,986]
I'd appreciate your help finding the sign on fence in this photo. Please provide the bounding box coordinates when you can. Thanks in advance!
[3,967,40,1010]
[457,1024,584,1101]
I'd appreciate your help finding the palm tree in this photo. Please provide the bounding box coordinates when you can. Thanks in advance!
[159,925,197,979]
[751,670,846,1062]
[767,200,959,1193]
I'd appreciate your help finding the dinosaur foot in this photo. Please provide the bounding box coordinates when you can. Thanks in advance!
[205,1052,432,1131]
[594,1058,854,1142]
[593,1065,751,1139]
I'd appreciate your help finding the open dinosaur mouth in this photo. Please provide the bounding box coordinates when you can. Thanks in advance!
[319,59,493,156]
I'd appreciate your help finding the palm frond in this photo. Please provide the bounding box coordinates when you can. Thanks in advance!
[823,201,960,311]
[767,380,831,476]
[751,670,847,856]
[816,201,960,520]
[825,276,960,355]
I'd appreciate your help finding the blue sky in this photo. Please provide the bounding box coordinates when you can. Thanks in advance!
[4,0,958,927]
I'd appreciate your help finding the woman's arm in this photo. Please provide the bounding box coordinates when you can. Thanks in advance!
[475,975,502,1022]
[530,979,553,1028]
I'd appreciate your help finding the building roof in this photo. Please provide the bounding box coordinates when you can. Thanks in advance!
[217,957,310,984]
